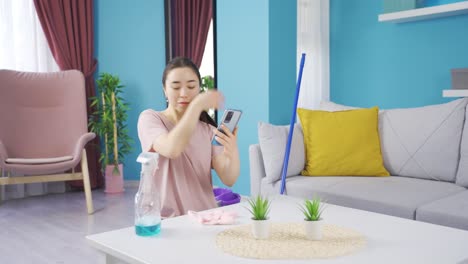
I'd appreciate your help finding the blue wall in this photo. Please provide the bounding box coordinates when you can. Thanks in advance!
[215,0,296,195]
[330,0,468,109]
[425,0,466,7]
[215,0,270,195]
[95,0,166,180]
[269,0,297,125]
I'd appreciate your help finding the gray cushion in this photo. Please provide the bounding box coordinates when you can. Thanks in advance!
[320,99,468,182]
[258,122,305,183]
[416,191,468,230]
[271,175,465,219]
[456,105,468,187]
[249,144,265,196]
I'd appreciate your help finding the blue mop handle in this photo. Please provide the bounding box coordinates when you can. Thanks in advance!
[280,53,306,195]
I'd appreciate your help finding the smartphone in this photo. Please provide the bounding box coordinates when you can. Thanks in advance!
[212,109,242,146]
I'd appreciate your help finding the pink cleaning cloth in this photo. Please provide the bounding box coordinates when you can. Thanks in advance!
[188,209,238,225]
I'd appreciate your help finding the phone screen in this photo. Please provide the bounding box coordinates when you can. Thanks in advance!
[212,109,242,145]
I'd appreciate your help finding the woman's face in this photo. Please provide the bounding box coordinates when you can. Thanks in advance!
[164,67,200,114]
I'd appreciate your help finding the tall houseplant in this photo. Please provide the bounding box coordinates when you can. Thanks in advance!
[89,73,132,193]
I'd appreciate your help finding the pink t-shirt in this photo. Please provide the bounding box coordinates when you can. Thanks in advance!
[137,109,222,218]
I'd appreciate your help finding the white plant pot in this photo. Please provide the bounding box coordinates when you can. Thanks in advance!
[251,219,270,239]
[305,219,323,240]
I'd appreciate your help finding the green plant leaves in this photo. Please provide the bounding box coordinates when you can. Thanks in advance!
[200,75,214,93]
[246,195,271,220]
[301,197,325,221]
[88,72,133,173]
[112,164,121,176]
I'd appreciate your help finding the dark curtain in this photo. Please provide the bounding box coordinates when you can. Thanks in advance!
[34,0,103,189]
[171,0,212,67]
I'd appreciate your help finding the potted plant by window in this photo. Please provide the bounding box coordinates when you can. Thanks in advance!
[201,75,216,119]
[89,73,132,194]
[246,195,271,239]
[300,197,326,240]
[200,75,215,93]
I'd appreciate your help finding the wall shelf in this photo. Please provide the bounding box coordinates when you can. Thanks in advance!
[443,89,468,97]
[378,1,468,23]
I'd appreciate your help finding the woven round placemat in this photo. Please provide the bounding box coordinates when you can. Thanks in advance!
[216,223,366,259]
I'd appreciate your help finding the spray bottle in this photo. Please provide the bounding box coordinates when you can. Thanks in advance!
[135,152,161,236]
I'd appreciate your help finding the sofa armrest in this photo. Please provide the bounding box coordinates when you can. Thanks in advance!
[249,144,266,196]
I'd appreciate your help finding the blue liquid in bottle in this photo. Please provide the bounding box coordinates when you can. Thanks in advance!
[135,223,161,236]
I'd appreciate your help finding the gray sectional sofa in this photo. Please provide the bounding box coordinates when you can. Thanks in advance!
[250,98,468,230]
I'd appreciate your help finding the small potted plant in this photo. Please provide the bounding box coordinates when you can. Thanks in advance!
[89,73,133,194]
[246,195,271,239]
[300,197,326,240]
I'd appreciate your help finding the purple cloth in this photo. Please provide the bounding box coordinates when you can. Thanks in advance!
[213,188,241,206]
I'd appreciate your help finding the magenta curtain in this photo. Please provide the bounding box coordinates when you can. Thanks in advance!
[171,0,212,67]
[34,0,103,189]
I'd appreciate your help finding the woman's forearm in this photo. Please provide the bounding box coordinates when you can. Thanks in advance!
[217,150,240,187]
[152,104,201,158]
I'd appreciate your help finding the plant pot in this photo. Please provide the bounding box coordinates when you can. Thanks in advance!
[251,219,270,239]
[304,219,323,240]
[104,164,124,194]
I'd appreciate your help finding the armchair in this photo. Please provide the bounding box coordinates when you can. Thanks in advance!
[0,69,95,214]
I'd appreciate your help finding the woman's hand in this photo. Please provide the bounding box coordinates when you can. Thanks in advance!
[191,90,224,112]
[212,125,240,187]
[213,125,239,158]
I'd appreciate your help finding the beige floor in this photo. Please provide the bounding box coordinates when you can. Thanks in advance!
[0,186,138,264]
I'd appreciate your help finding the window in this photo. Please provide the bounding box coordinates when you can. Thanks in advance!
[164,0,218,121]
[199,19,216,119]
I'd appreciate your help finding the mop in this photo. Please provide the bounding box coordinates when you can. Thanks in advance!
[280,53,306,195]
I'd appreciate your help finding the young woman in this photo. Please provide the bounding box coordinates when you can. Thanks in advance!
[137,57,240,218]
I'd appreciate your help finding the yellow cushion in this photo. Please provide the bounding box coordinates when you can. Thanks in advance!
[298,107,389,176]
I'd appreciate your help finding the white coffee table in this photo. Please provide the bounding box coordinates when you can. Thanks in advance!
[87,195,468,264]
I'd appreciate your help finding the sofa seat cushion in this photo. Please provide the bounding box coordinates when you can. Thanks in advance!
[261,175,346,196]
[271,176,465,219]
[5,156,73,164]
[416,191,468,230]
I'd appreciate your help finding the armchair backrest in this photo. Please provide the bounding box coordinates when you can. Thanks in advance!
[0,70,88,158]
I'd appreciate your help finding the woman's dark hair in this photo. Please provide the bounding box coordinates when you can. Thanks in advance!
[162,57,216,127]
